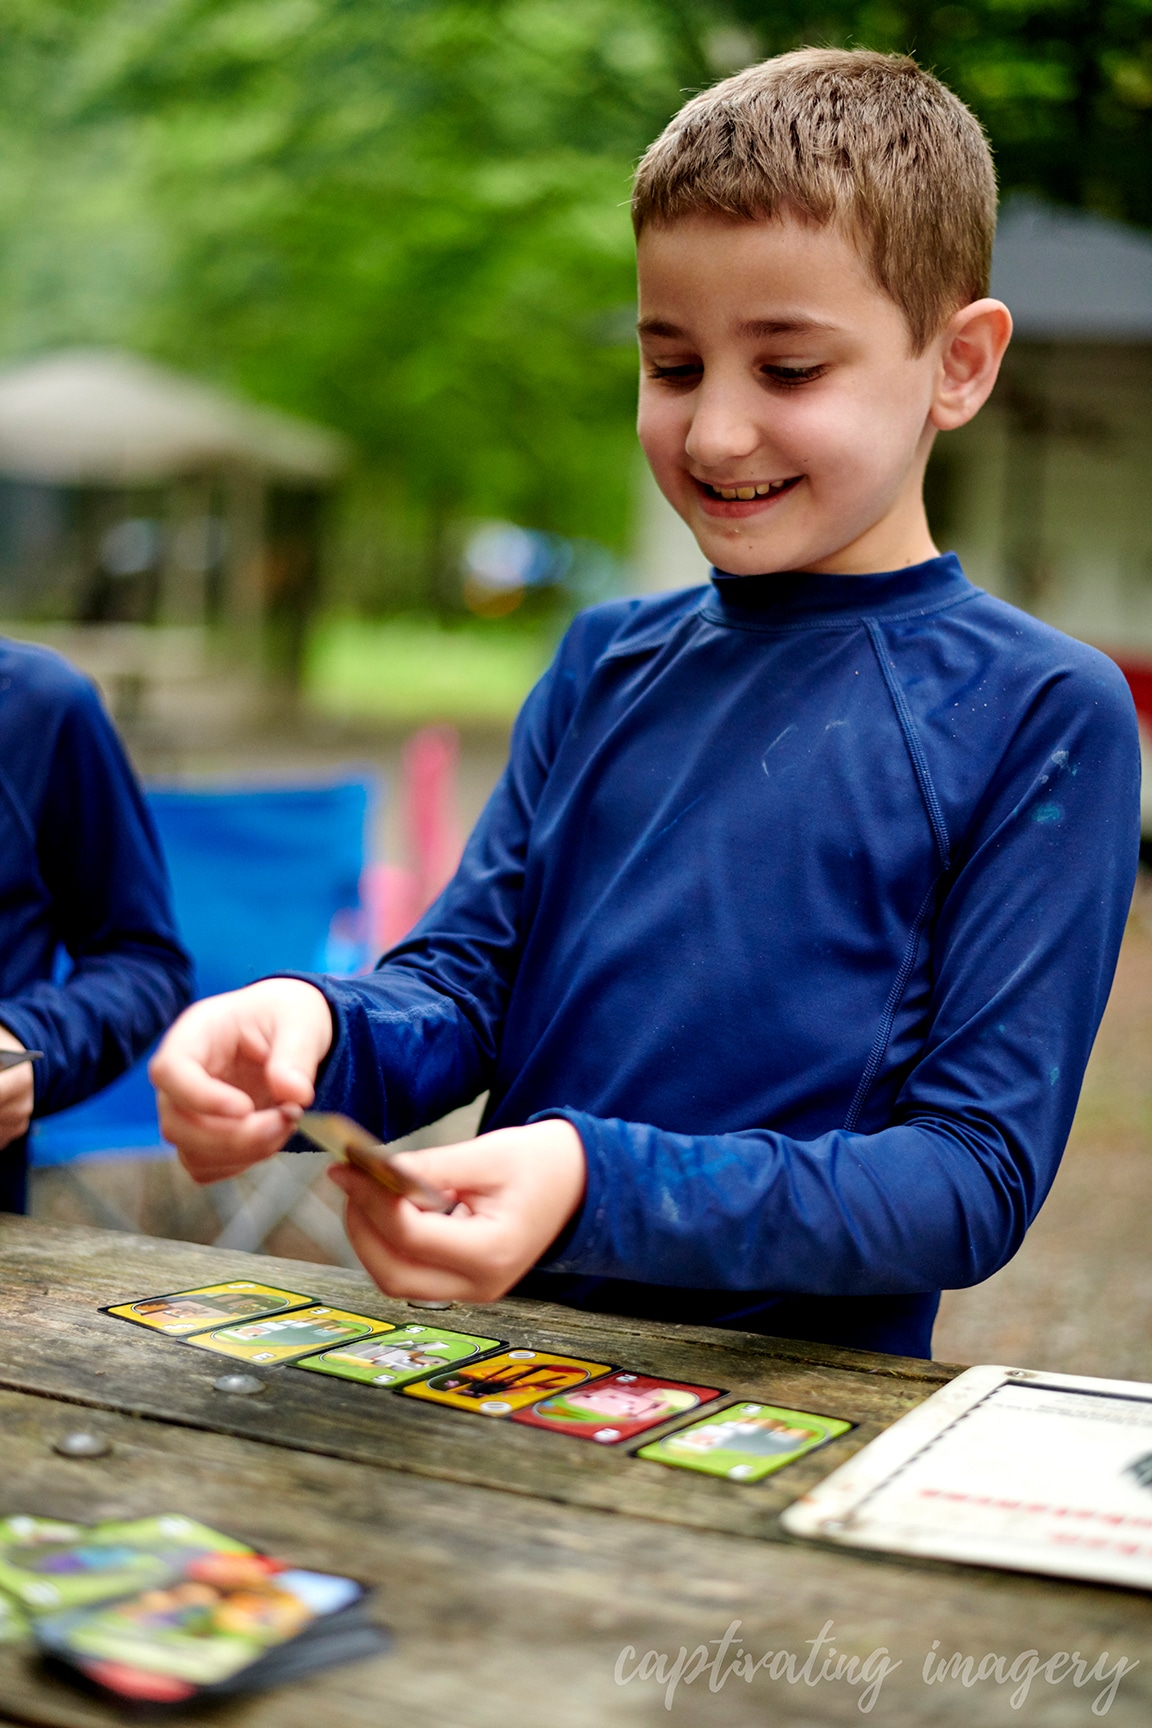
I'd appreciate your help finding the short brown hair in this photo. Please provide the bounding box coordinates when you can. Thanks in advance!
[632,48,997,352]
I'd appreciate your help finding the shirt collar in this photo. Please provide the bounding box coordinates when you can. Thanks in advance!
[704,552,974,629]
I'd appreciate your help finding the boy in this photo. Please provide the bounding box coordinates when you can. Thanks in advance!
[151,50,1140,1359]
[0,637,192,1212]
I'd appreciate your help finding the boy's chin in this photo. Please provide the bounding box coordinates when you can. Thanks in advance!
[691,515,882,578]
[691,527,813,579]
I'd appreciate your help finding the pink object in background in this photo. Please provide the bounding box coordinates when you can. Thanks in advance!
[405,724,463,908]
[362,726,464,959]
[362,862,420,955]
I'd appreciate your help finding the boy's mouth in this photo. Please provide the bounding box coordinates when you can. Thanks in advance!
[693,475,802,516]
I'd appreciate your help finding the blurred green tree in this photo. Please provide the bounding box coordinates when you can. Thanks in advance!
[723,1,1152,225]
[0,0,1146,605]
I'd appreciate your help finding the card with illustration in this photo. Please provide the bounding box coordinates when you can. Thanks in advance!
[104,1282,317,1337]
[510,1370,724,1444]
[294,1321,503,1388]
[0,1515,253,1614]
[184,1306,393,1365]
[35,1551,363,1700]
[0,1589,29,1645]
[637,1402,853,1481]
[402,1348,613,1416]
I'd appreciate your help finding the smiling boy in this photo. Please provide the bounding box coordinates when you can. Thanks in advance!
[151,50,1139,1359]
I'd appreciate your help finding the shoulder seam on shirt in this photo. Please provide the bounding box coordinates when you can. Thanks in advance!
[865,618,952,871]
[0,763,35,849]
[598,596,709,662]
[843,874,944,1132]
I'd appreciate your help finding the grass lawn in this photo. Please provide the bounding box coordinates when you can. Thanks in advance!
[304,615,555,725]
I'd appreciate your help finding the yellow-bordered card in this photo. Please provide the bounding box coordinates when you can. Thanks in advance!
[402,1348,613,1417]
[104,1283,316,1338]
[184,1306,394,1365]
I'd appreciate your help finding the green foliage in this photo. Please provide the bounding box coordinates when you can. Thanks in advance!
[306,612,553,723]
[0,0,1147,605]
[0,0,707,562]
[721,1,1152,225]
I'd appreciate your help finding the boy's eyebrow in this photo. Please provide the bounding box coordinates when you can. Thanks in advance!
[636,315,839,339]
[636,317,687,338]
[737,316,839,337]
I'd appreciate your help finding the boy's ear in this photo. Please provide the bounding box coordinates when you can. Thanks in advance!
[930,299,1013,433]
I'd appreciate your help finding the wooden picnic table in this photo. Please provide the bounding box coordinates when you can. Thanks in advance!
[0,1214,1150,1727]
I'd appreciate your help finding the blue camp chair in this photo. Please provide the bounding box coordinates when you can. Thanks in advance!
[31,779,374,1250]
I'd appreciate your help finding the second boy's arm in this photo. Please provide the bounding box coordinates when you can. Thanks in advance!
[0,676,192,1134]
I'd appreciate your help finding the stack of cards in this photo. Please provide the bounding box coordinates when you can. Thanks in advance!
[0,1514,388,1705]
[103,1284,852,1487]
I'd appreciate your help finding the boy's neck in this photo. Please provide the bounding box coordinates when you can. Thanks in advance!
[793,491,939,577]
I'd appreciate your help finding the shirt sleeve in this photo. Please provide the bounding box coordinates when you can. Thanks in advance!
[534,670,1141,1294]
[304,613,596,1138]
[0,681,193,1116]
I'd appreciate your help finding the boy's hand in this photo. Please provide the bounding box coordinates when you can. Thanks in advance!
[149,980,333,1183]
[0,1027,34,1150]
[328,1119,586,1303]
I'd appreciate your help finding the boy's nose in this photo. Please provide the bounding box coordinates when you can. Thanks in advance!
[683,383,763,470]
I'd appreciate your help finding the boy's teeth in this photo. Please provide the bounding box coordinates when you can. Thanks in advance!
[714,481,786,500]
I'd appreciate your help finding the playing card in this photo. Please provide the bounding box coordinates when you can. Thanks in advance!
[0,1516,253,1613]
[35,1552,364,1699]
[297,1111,452,1212]
[511,1370,723,1444]
[0,1049,41,1071]
[104,1283,316,1337]
[401,1348,613,1416]
[637,1401,853,1481]
[294,1322,503,1388]
[184,1307,394,1365]
[0,1587,30,1644]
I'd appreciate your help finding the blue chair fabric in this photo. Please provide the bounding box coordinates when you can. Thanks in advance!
[31,779,374,1167]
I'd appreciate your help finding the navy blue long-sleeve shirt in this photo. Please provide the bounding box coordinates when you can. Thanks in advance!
[0,638,193,1209]
[307,555,1140,1357]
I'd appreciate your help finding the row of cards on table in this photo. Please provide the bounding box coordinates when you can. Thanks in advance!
[104,1280,852,1483]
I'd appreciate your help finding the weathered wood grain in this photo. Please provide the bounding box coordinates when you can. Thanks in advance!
[0,1219,953,1542]
[1,1385,1150,1728]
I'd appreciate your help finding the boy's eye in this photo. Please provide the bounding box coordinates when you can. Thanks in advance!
[646,361,702,383]
[761,364,826,388]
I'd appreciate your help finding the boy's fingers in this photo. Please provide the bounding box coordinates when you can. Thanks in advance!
[341,1202,477,1302]
[330,1165,506,1280]
[0,1065,31,1104]
[149,1049,255,1120]
[395,1141,506,1196]
[157,1099,292,1173]
[262,1015,327,1106]
[263,1057,316,1108]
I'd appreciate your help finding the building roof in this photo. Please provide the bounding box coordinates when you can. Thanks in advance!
[992,197,1152,340]
[0,349,348,485]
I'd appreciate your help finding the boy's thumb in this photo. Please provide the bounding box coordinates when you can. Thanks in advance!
[397,1142,495,1195]
[264,1024,321,1106]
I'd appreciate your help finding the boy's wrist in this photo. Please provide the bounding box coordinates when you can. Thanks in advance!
[528,1108,593,1267]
